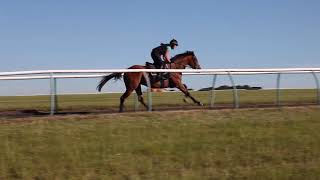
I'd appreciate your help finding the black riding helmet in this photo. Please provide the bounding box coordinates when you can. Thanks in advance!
[170,39,178,47]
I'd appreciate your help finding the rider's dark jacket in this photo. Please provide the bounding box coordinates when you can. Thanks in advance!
[151,44,171,69]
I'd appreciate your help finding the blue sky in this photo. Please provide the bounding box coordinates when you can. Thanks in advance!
[1,0,320,95]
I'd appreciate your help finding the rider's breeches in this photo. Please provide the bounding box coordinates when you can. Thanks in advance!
[151,52,163,69]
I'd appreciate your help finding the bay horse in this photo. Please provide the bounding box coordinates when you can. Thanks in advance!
[97,51,203,112]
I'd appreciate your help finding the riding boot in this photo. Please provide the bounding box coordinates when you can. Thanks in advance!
[160,64,168,80]
[163,72,169,79]
[156,73,164,81]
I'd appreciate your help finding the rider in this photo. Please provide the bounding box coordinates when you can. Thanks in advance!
[151,39,178,79]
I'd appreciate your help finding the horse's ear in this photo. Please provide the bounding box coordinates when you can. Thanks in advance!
[186,51,194,55]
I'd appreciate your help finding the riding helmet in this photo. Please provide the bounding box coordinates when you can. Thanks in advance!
[170,39,179,46]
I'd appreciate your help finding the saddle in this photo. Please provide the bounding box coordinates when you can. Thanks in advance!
[145,62,173,88]
[145,62,171,70]
[145,62,156,69]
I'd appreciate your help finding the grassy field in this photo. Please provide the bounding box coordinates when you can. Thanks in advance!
[0,89,318,113]
[0,107,320,179]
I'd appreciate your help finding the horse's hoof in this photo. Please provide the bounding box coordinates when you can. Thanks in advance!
[183,98,187,103]
[198,102,204,106]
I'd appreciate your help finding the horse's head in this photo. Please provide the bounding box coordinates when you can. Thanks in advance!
[171,51,201,69]
[188,51,201,69]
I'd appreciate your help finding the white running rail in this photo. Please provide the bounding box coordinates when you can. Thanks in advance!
[0,68,319,115]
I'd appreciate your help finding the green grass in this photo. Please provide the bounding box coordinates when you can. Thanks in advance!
[0,89,318,112]
[0,107,320,179]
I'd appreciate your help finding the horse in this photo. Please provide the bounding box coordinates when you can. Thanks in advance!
[97,51,203,112]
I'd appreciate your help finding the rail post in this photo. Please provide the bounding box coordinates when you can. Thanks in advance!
[276,73,281,106]
[50,73,58,115]
[311,71,320,105]
[209,74,218,108]
[227,72,239,108]
[142,72,152,112]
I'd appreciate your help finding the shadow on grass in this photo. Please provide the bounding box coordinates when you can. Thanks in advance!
[0,102,318,120]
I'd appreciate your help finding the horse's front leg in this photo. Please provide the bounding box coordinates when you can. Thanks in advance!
[176,84,203,106]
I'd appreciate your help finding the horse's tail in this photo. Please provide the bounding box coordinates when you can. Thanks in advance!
[97,73,122,92]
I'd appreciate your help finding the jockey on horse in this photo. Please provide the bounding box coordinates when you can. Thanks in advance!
[97,39,203,112]
[151,39,179,80]
[97,50,202,112]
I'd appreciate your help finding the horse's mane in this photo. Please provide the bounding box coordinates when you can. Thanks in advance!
[171,51,195,62]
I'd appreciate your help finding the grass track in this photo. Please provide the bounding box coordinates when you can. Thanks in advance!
[0,107,320,179]
[0,89,318,114]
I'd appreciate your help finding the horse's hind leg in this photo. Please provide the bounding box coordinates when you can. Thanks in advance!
[119,89,134,112]
[177,84,203,106]
[135,85,149,110]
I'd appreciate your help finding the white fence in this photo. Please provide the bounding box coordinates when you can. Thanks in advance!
[0,68,319,115]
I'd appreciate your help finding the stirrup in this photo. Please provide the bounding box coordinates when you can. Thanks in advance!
[163,72,169,78]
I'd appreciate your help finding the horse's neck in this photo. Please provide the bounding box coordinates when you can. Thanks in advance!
[171,59,188,69]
